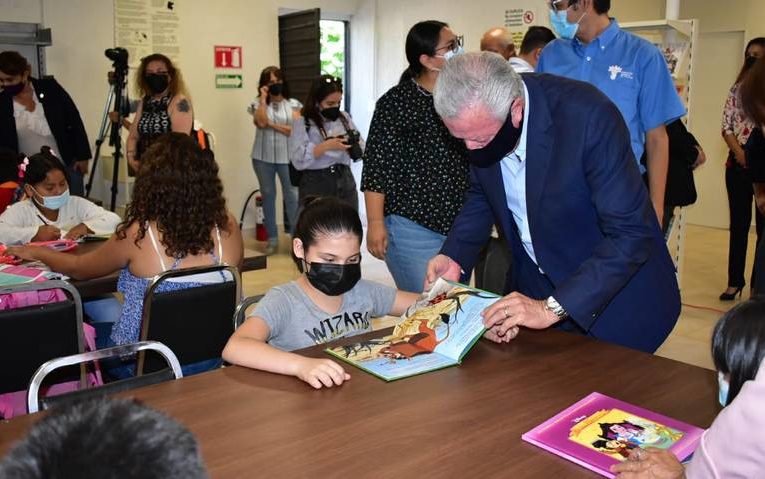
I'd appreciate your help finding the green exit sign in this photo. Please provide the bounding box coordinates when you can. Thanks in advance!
[216,74,243,89]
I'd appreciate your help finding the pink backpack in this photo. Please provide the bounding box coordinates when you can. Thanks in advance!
[0,272,103,418]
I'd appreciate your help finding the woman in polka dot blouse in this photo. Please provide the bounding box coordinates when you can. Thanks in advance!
[361,20,470,293]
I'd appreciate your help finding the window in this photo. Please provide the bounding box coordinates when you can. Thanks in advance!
[320,19,349,111]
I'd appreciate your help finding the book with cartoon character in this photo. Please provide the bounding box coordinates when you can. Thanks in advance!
[522,392,705,478]
[324,279,499,381]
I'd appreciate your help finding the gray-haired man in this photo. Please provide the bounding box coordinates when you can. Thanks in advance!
[425,52,680,353]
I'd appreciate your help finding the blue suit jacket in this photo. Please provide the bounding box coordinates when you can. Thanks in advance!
[441,74,680,353]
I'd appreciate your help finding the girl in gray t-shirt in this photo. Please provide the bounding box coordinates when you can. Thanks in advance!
[223,197,420,389]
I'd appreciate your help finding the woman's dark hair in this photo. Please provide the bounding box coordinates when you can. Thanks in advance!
[257,66,290,104]
[135,53,187,98]
[291,196,362,272]
[740,57,765,126]
[301,75,343,132]
[711,298,765,406]
[735,37,765,84]
[0,51,30,76]
[399,20,448,84]
[116,133,229,258]
[22,147,68,186]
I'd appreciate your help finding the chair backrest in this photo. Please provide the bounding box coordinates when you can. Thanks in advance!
[138,265,240,375]
[28,341,182,413]
[0,281,85,394]
[233,294,263,330]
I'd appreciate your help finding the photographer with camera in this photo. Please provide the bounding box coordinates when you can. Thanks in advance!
[289,74,363,210]
[126,53,192,173]
[0,51,92,196]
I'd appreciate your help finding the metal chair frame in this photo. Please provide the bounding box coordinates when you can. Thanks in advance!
[27,341,182,413]
[0,280,86,393]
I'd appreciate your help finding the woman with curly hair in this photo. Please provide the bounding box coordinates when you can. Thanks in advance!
[126,53,193,173]
[8,133,243,375]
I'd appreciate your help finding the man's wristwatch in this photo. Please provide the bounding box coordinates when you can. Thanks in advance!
[544,296,568,320]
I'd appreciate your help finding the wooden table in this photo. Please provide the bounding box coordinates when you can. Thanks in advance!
[64,242,267,297]
[0,329,718,478]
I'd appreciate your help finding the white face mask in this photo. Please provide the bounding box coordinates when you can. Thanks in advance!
[437,45,465,61]
[718,372,730,407]
[32,186,70,211]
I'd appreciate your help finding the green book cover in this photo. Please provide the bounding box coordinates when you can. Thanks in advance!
[325,279,500,381]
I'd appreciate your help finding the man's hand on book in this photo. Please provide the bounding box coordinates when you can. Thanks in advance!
[424,254,462,291]
[483,325,520,343]
[296,358,351,389]
[481,292,560,339]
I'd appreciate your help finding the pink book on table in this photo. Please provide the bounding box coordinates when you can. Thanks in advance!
[522,392,705,478]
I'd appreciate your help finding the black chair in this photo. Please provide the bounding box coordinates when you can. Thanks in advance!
[137,265,241,375]
[0,281,86,398]
[27,341,182,413]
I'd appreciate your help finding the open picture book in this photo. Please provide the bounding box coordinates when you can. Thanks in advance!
[522,392,705,478]
[325,279,500,381]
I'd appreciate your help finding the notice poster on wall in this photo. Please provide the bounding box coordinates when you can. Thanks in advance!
[114,0,180,67]
[504,7,540,46]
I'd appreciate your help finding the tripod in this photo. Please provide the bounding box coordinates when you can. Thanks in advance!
[85,67,127,211]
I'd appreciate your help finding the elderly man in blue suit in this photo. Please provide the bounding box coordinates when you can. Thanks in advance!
[425,52,680,353]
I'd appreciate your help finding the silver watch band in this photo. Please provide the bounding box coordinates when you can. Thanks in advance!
[546,296,568,319]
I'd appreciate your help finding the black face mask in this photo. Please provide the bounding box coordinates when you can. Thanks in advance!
[744,55,759,72]
[321,106,341,121]
[145,74,169,94]
[268,83,284,96]
[466,112,524,168]
[304,260,361,296]
[2,81,25,96]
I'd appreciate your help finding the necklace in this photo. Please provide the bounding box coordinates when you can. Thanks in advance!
[411,78,432,97]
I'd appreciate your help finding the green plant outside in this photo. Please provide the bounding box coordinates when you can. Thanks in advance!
[320,20,345,81]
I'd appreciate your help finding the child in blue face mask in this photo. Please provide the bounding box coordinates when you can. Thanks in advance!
[611,299,765,478]
[711,299,765,407]
[223,196,421,389]
[0,147,121,245]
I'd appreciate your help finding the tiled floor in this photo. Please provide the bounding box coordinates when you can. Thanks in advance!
[241,224,756,371]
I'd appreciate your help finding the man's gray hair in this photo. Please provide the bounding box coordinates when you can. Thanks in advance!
[434,51,524,121]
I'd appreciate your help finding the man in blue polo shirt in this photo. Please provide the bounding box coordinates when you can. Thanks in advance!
[538,0,685,226]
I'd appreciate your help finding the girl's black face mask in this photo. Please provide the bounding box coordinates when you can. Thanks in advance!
[466,112,524,168]
[303,260,361,296]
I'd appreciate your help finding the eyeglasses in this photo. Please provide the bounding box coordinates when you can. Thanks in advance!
[548,0,572,11]
[323,76,342,85]
[436,35,464,54]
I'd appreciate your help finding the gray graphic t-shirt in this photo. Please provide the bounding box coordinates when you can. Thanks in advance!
[252,279,397,351]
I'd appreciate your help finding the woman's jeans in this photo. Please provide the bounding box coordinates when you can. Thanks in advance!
[102,336,223,380]
[384,215,446,293]
[252,159,298,243]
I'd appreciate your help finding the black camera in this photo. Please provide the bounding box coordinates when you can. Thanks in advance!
[104,48,129,69]
[345,129,363,161]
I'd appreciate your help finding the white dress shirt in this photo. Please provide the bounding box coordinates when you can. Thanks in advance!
[509,56,535,73]
[500,83,539,267]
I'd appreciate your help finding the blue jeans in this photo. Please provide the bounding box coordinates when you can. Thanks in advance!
[252,159,298,243]
[102,336,223,380]
[384,215,447,293]
[83,296,122,350]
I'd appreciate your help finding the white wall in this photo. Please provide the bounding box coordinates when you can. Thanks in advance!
[1,0,755,231]
[1,0,362,225]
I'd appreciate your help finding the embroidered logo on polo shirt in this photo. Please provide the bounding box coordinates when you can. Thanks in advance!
[608,65,634,81]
